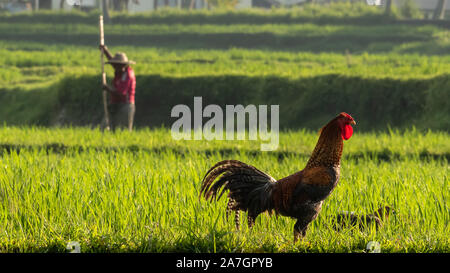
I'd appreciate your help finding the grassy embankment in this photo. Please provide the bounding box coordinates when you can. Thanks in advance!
[0,4,449,130]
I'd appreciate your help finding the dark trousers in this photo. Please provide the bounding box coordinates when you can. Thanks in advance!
[109,103,136,131]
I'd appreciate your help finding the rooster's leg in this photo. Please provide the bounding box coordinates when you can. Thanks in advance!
[235,211,240,230]
[247,214,256,228]
[293,219,309,243]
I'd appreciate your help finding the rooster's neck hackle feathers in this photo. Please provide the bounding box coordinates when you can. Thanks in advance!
[306,118,344,169]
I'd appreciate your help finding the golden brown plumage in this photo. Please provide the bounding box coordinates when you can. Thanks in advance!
[200,112,356,242]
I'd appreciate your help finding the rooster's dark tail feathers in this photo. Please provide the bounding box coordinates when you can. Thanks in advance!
[200,160,276,228]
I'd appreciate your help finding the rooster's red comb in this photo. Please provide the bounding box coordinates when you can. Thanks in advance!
[339,112,354,120]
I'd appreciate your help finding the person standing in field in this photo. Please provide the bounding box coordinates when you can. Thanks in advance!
[99,45,136,131]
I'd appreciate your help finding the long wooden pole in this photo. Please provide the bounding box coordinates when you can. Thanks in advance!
[99,15,110,131]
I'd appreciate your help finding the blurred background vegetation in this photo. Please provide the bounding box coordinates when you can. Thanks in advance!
[0,0,449,131]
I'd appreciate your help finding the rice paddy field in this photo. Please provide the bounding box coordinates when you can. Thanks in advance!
[0,3,449,253]
[0,127,448,252]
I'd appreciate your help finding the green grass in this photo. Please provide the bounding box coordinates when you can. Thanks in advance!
[0,6,448,253]
[0,127,448,252]
[0,7,449,130]
[0,3,416,25]
[2,48,450,80]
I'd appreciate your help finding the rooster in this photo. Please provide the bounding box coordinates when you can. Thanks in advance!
[200,112,356,242]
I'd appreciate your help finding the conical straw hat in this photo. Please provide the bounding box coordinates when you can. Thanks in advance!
[106,52,136,65]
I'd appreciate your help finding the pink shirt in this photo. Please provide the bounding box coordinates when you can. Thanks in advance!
[111,66,136,104]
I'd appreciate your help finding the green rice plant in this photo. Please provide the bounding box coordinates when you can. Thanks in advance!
[0,8,448,252]
[0,127,448,252]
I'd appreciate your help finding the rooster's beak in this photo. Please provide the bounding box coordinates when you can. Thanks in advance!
[351,120,356,125]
